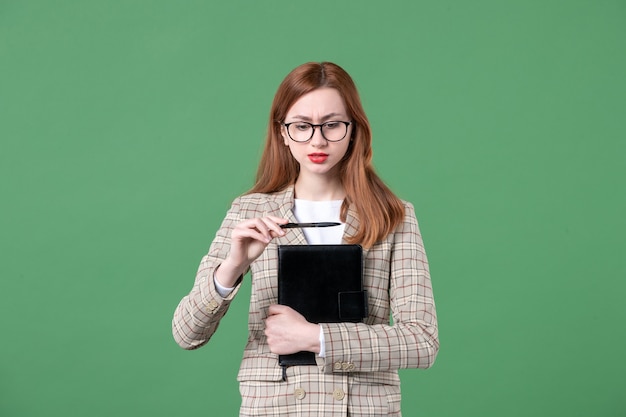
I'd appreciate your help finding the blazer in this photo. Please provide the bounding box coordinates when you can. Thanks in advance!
[172,186,439,416]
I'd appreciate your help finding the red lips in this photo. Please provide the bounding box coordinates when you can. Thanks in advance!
[308,153,328,163]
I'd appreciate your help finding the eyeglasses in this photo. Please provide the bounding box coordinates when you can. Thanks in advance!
[283,121,352,143]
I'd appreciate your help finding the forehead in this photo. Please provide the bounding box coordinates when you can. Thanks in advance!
[286,88,347,118]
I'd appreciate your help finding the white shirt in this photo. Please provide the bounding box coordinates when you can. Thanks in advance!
[292,199,345,244]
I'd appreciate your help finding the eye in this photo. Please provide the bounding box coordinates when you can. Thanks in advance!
[294,123,311,131]
[324,121,340,129]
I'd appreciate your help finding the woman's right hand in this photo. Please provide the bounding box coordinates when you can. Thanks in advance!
[215,216,288,287]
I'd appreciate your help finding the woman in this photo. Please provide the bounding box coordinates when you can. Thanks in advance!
[172,62,438,416]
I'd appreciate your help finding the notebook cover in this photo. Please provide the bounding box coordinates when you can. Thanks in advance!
[277,244,367,366]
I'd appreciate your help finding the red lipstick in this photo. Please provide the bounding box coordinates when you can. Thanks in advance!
[308,153,328,163]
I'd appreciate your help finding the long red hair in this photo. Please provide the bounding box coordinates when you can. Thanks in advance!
[248,62,404,248]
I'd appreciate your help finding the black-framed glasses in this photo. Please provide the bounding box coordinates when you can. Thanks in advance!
[283,121,352,143]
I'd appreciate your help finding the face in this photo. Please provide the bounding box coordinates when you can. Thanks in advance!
[281,87,352,180]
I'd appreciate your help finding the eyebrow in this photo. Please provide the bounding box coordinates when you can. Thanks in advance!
[288,113,345,122]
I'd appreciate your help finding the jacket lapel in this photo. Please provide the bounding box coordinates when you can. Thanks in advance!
[342,205,370,259]
[274,186,307,246]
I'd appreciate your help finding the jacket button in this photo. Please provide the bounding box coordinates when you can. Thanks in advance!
[294,388,306,400]
[206,300,218,312]
[334,362,342,371]
[333,388,345,401]
[348,363,355,371]
[342,362,350,370]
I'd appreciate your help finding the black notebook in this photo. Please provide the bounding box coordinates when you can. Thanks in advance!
[277,244,368,367]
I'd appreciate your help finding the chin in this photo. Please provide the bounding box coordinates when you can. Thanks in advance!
[312,166,341,177]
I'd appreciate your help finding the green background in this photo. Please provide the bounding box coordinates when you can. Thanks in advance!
[1,1,625,416]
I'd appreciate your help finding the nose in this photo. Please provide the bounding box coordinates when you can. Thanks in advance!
[309,126,328,147]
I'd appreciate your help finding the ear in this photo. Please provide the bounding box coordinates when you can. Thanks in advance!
[280,125,289,146]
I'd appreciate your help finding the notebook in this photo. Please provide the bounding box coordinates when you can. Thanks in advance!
[277,244,368,366]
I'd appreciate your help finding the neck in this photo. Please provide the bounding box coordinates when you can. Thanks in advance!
[294,173,345,201]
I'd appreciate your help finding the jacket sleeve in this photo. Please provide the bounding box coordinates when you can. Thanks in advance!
[171,198,245,350]
[316,202,439,373]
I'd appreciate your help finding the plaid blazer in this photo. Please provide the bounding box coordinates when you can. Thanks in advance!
[172,186,438,416]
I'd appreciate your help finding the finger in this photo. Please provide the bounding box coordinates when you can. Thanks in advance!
[267,304,278,316]
[236,218,273,242]
[266,216,289,225]
[232,227,272,244]
[253,217,287,240]
[268,304,289,316]
[260,217,287,237]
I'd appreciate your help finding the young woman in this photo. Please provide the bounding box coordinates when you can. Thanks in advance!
[172,62,438,416]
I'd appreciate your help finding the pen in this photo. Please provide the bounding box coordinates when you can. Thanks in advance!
[280,222,341,229]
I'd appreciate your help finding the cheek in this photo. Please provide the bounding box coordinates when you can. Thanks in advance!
[283,143,299,160]
[338,142,352,158]
[290,147,305,161]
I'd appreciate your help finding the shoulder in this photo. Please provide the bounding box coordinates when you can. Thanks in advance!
[235,189,290,206]
[401,199,414,211]
[229,188,292,217]
[235,192,272,205]
[395,199,420,232]
[399,199,417,220]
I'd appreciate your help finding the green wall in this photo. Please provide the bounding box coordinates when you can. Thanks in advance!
[1,1,624,416]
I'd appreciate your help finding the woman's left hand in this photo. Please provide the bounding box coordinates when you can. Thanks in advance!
[264,304,321,355]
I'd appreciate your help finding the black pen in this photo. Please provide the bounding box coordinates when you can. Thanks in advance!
[280,222,341,229]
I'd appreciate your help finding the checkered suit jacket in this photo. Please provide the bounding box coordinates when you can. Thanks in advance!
[172,186,438,416]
